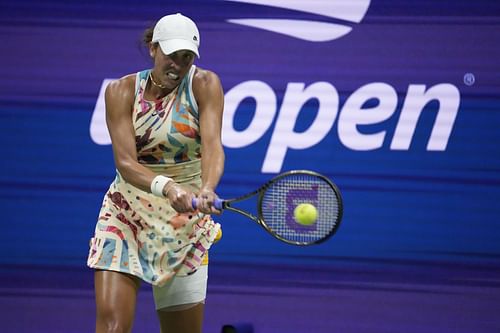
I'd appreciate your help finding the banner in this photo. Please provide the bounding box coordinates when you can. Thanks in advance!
[1,0,499,266]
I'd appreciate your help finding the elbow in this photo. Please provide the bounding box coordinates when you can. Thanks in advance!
[217,146,225,167]
[218,149,225,175]
[115,158,136,180]
[219,145,225,160]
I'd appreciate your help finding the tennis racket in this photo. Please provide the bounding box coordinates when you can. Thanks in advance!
[192,170,343,246]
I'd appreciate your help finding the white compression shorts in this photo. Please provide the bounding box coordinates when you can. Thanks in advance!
[152,264,208,311]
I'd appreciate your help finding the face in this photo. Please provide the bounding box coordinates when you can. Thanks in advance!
[149,44,195,90]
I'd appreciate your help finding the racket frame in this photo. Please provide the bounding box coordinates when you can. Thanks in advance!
[220,170,343,246]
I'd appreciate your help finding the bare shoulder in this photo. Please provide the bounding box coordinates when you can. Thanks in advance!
[193,67,222,91]
[105,74,136,106]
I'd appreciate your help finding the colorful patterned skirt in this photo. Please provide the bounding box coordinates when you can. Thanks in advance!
[87,160,221,287]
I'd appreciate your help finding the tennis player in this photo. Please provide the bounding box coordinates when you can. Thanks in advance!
[87,13,224,333]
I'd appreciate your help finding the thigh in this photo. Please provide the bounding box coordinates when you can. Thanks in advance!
[94,270,141,333]
[157,302,205,333]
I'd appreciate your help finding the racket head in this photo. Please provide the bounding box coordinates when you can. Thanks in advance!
[257,170,343,246]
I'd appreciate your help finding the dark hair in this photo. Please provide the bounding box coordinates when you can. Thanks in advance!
[138,22,158,60]
[142,25,154,45]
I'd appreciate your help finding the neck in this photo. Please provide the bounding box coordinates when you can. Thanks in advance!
[149,72,167,89]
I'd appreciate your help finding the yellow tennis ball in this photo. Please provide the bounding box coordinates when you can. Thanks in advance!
[294,203,318,225]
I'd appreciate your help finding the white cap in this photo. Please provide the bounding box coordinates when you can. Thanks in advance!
[152,13,200,58]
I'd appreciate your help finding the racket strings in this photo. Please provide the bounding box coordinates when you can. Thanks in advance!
[260,174,341,244]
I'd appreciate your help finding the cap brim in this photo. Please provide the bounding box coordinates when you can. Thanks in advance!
[158,39,200,58]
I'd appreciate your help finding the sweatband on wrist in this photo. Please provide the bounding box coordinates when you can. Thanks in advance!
[151,175,172,197]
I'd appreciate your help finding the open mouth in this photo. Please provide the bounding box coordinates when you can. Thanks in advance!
[167,72,179,80]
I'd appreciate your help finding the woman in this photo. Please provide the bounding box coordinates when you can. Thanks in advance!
[87,13,224,333]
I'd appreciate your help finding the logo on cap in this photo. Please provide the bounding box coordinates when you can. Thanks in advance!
[224,0,371,42]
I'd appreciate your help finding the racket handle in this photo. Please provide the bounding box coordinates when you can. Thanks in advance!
[191,197,224,210]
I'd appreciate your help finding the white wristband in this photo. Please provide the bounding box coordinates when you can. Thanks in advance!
[150,175,172,197]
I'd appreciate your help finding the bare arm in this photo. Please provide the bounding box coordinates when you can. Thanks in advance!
[105,75,162,192]
[193,68,225,213]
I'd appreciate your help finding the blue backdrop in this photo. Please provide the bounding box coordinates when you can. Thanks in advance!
[1,0,499,268]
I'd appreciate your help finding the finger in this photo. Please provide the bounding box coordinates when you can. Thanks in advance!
[210,206,222,215]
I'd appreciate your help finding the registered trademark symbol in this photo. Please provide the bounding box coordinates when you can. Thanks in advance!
[464,73,475,86]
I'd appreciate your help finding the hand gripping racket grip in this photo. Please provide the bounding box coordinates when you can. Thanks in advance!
[191,197,223,210]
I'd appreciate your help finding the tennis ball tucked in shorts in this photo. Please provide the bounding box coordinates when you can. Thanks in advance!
[201,227,222,265]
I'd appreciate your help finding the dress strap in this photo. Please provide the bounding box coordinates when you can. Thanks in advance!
[135,69,151,96]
